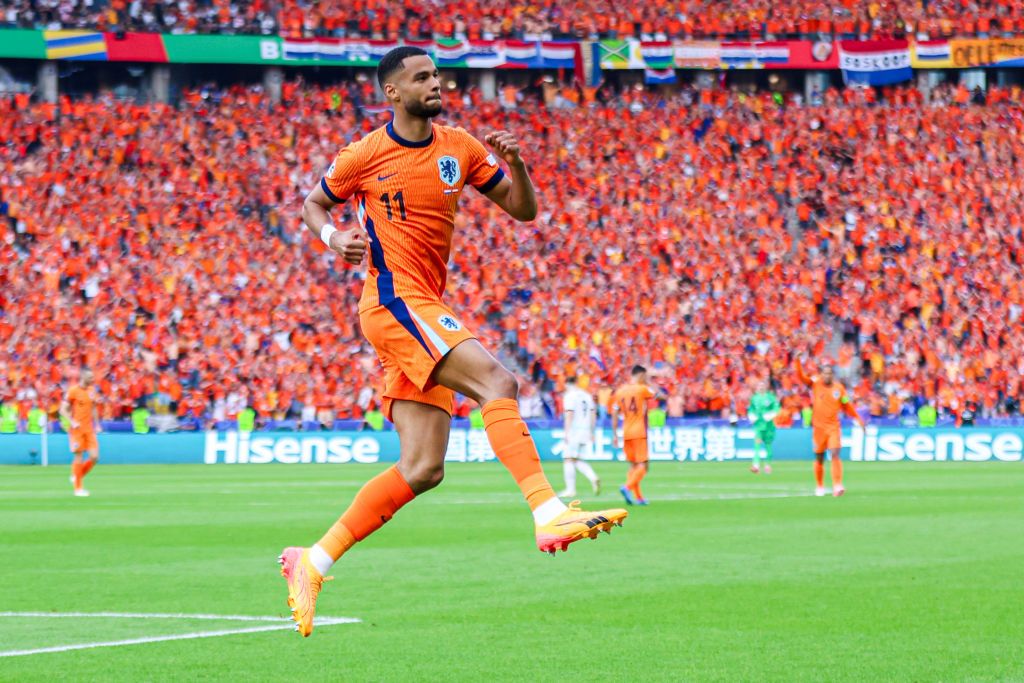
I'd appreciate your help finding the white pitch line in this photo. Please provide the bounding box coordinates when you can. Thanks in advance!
[0,611,308,622]
[0,613,360,658]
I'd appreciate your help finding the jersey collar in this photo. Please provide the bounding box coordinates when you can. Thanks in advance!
[386,120,434,148]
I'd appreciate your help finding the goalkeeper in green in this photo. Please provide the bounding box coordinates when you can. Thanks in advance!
[748,379,780,474]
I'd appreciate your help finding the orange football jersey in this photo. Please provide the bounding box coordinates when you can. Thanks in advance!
[66,384,95,432]
[613,383,655,441]
[810,380,851,430]
[322,122,504,311]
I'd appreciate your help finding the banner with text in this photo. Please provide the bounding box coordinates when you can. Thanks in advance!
[0,30,579,70]
[2,427,1022,466]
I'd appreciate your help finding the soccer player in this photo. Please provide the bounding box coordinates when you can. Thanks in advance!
[794,357,865,497]
[611,365,661,506]
[748,378,780,475]
[560,376,600,497]
[282,47,628,637]
[60,369,100,497]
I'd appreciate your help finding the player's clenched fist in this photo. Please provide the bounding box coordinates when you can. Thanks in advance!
[485,131,523,165]
[330,228,368,265]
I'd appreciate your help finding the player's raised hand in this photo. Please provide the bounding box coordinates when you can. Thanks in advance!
[484,131,523,165]
[330,228,368,265]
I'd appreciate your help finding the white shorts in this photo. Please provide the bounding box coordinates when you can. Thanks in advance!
[563,439,593,460]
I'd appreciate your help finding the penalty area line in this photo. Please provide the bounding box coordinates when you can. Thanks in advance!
[0,613,360,658]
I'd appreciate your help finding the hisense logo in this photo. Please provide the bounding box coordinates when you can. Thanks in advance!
[204,432,381,465]
[848,428,1023,462]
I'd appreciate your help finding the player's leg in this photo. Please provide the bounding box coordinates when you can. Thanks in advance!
[631,461,649,505]
[573,444,600,494]
[79,438,99,484]
[622,439,649,502]
[433,339,559,515]
[70,451,84,494]
[282,400,449,637]
[434,339,626,553]
[620,442,637,504]
[751,434,764,473]
[560,441,578,497]
[762,425,775,474]
[828,429,844,496]
[812,429,827,496]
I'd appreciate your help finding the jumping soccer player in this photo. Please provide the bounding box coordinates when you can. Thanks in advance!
[60,368,100,497]
[283,47,627,637]
[560,376,600,497]
[611,365,662,506]
[795,357,865,497]
[748,378,780,474]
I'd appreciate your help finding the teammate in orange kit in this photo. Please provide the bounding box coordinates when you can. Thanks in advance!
[281,46,628,637]
[611,365,663,505]
[794,357,865,497]
[60,368,100,497]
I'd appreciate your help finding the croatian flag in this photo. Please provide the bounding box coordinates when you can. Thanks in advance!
[838,40,912,86]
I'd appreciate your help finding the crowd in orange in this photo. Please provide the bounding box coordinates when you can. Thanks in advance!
[7,0,1024,40]
[1,79,1023,425]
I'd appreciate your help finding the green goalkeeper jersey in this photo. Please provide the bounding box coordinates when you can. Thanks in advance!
[749,391,780,428]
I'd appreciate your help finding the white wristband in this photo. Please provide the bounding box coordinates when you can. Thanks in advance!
[320,223,338,247]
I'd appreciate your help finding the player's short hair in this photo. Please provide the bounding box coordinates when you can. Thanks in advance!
[377,46,430,88]
[631,365,646,376]
[566,376,577,384]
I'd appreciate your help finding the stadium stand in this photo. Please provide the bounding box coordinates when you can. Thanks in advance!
[2,79,1023,429]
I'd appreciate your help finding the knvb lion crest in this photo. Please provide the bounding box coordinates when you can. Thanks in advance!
[437,156,461,187]
[438,314,462,331]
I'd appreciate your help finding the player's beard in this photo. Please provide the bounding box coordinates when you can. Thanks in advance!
[406,97,443,119]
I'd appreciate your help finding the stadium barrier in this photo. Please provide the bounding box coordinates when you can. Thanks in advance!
[1,427,1022,466]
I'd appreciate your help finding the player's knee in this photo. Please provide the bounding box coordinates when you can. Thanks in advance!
[481,367,518,403]
[405,462,445,492]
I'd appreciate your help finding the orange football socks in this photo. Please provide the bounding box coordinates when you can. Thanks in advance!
[831,456,843,487]
[813,460,825,487]
[626,466,646,499]
[314,465,415,571]
[482,398,565,524]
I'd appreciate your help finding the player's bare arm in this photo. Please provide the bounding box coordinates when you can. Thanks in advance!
[482,131,538,222]
[302,183,368,265]
[610,402,621,449]
[59,396,76,431]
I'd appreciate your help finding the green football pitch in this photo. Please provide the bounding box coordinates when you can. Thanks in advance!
[1,461,1021,681]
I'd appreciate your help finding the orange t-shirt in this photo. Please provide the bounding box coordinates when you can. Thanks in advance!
[66,385,95,432]
[613,383,655,441]
[322,122,504,311]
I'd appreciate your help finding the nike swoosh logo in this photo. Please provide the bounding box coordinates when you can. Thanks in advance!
[377,173,398,181]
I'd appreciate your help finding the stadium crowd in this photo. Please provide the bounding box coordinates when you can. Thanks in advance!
[2,77,1024,429]
[5,0,1024,40]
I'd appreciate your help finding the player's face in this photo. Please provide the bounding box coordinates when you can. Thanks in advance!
[759,379,769,393]
[393,55,442,119]
[81,371,94,387]
[822,366,834,384]
[633,372,647,384]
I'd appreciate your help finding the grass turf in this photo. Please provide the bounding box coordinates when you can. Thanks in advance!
[0,460,1021,681]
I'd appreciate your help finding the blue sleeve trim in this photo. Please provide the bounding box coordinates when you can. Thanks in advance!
[474,168,505,194]
[320,177,344,204]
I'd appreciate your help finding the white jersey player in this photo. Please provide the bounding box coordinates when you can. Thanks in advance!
[560,377,601,497]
